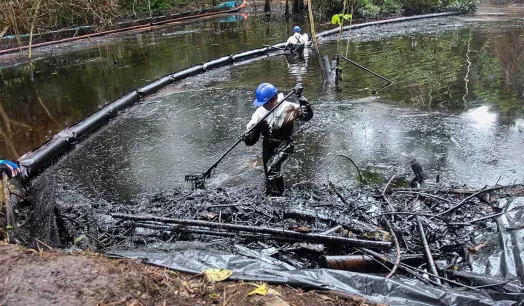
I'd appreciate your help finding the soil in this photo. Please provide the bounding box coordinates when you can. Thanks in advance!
[0,243,374,306]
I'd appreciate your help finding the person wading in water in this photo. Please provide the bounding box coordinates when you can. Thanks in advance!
[284,26,311,57]
[241,83,313,196]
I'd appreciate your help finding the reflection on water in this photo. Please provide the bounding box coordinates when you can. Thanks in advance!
[0,13,306,159]
[51,32,524,206]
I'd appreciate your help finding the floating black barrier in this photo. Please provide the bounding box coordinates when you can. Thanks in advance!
[18,137,69,178]
[67,110,111,142]
[270,42,286,49]
[171,65,205,81]
[106,91,140,116]
[231,47,269,62]
[316,12,460,38]
[203,56,233,70]
[137,76,173,96]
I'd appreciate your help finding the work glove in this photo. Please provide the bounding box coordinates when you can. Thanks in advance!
[294,83,304,97]
[298,96,309,106]
[239,131,255,141]
[297,96,313,121]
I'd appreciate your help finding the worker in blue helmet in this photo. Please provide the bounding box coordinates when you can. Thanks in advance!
[284,25,311,56]
[241,83,313,196]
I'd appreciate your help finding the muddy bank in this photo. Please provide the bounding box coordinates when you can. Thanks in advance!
[0,243,366,306]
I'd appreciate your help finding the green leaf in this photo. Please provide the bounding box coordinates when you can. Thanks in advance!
[332,13,352,25]
[331,14,341,25]
[6,225,13,229]
[74,234,87,246]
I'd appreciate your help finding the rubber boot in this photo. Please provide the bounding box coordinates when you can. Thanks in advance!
[266,175,285,196]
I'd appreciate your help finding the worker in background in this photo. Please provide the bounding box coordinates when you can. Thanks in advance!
[241,83,313,196]
[284,26,312,57]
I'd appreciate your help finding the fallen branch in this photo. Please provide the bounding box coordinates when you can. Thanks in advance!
[361,248,479,290]
[135,222,313,243]
[320,225,343,235]
[437,186,504,217]
[385,220,400,279]
[360,248,443,287]
[416,217,441,285]
[285,208,383,236]
[448,212,505,226]
[113,213,392,249]
[372,211,444,219]
[394,191,453,204]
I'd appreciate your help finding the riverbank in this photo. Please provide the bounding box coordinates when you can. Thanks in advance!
[0,0,479,47]
[0,243,366,306]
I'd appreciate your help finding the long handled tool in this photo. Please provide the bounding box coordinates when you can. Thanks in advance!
[185,89,297,189]
[338,54,393,94]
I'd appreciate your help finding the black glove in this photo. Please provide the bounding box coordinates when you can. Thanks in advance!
[298,95,308,106]
[297,96,313,121]
[239,132,247,141]
[240,131,256,141]
[294,83,304,97]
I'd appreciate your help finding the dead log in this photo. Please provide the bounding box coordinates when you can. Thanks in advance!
[135,222,309,243]
[113,213,392,249]
[320,225,342,235]
[284,208,384,236]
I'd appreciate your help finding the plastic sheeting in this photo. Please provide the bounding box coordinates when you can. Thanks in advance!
[110,246,520,306]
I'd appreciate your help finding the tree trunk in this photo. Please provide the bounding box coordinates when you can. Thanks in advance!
[285,0,289,16]
[265,0,271,14]
[293,0,304,13]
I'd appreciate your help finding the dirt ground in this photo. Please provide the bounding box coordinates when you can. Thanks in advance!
[0,243,378,306]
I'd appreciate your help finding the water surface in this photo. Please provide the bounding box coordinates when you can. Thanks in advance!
[40,14,524,206]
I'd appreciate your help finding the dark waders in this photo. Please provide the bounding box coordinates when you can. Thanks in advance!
[262,138,294,196]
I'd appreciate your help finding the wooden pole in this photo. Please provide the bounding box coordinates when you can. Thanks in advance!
[2,173,18,240]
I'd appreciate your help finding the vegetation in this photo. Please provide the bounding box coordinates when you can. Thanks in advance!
[314,0,479,19]
[0,0,119,36]
[0,0,480,40]
[0,0,221,39]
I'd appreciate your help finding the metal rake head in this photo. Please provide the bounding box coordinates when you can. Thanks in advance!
[184,174,206,189]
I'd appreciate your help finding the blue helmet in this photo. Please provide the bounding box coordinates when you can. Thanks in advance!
[293,26,301,33]
[254,83,278,106]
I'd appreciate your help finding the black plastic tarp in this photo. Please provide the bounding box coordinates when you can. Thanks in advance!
[111,245,520,306]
